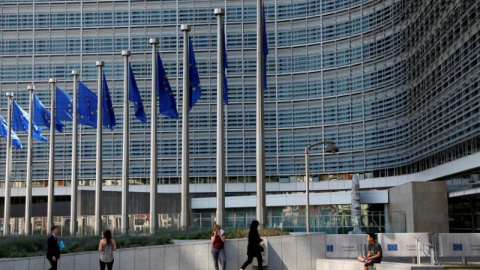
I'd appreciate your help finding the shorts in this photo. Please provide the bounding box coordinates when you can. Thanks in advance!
[363,258,381,264]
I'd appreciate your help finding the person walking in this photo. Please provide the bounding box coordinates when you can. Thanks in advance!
[211,224,226,270]
[46,225,61,270]
[240,220,264,270]
[98,230,117,270]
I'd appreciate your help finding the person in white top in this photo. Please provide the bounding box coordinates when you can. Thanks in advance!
[98,230,117,270]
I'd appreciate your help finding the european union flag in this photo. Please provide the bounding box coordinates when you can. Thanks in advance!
[262,4,269,56]
[102,73,116,130]
[262,4,269,90]
[188,37,202,110]
[56,87,74,122]
[129,64,147,123]
[78,81,98,128]
[157,52,179,119]
[0,113,22,149]
[12,100,47,142]
[222,27,229,105]
[33,94,64,132]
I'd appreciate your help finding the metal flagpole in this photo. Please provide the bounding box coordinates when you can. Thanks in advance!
[25,85,35,235]
[70,70,80,237]
[3,92,14,236]
[47,79,56,233]
[149,39,159,234]
[305,141,338,233]
[95,61,104,237]
[256,0,267,228]
[305,148,310,233]
[180,24,191,230]
[121,50,131,235]
[214,8,226,227]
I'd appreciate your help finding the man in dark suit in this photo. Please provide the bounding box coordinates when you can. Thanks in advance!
[46,225,60,270]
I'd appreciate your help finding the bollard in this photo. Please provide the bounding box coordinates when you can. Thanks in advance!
[416,239,421,265]
[430,247,435,265]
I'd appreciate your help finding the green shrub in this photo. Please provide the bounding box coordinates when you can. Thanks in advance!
[0,235,46,258]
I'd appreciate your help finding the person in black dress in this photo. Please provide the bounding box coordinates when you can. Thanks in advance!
[46,225,60,270]
[240,220,264,270]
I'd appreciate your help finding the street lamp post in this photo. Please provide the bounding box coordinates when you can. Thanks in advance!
[305,141,339,233]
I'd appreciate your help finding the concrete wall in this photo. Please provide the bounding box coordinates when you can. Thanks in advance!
[436,233,480,257]
[326,233,430,258]
[316,259,444,270]
[0,233,326,270]
[388,182,449,233]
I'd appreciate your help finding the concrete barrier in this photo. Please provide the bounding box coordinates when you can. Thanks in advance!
[316,259,444,270]
[0,233,326,270]
[436,233,480,257]
[326,233,430,258]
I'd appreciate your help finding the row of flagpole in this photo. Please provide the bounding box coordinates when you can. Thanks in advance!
[124,50,132,236]
[47,80,56,237]
[256,0,267,228]
[70,71,78,237]
[1,4,268,235]
[215,8,226,230]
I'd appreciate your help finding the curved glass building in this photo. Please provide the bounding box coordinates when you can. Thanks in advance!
[0,0,479,233]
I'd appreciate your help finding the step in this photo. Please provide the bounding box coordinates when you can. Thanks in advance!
[316,259,444,270]
[443,266,480,270]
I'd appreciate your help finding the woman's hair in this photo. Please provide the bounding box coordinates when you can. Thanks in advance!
[103,230,112,244]
[213,224,220,231]
[250,220,260,230]
[367,232,377,241]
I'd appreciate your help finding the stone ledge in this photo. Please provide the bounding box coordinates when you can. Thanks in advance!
[316,259,445,270]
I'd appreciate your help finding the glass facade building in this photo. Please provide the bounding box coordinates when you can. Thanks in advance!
[0,0,479,188]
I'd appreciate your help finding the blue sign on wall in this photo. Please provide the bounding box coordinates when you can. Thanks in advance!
[327,245,334,252]
[387,244,398,251]
[453,244,463,251]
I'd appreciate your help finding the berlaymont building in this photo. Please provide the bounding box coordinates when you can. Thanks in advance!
[0,0,479,236]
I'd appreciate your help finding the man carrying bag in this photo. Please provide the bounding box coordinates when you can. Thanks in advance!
[46,225,61,270]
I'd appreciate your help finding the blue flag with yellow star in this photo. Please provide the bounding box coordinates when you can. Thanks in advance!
[102,72,116,130]
[157,52,179,119]
[129,64,147,123]
[188,37,202,110]
[12,100,47,142]
[262,3,268,91]
[78,81,98,128]
[33,94,65,132]
[0,113,23,149]
[56,87,74,122]
[222,27,229,105]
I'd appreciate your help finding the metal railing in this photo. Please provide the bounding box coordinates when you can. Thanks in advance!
[414,236,438,265]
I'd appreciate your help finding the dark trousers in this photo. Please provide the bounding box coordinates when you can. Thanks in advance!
[100,259,114,270]
[240,253,262,270]
[47,258,57,270]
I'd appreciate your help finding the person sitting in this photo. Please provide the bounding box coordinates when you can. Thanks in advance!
[357,232,382,270]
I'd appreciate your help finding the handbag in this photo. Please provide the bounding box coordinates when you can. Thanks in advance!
[58,240,65,250]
